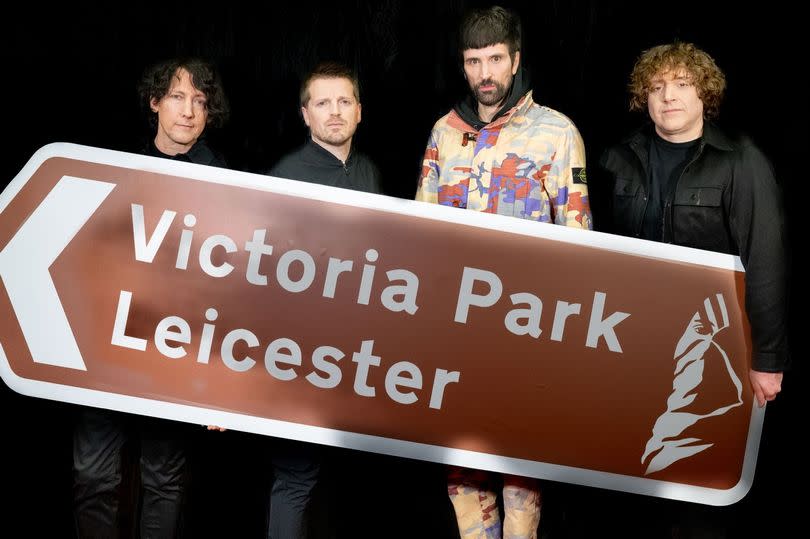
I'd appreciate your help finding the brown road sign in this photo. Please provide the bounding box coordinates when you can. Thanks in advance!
[0,143,762,505]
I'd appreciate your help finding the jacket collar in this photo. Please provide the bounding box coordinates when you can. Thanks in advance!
[624,120,733,152]
[453,66,532,131]
[701,121,734,151]
[304,138,355,167]
[146,137,219,164]
[450,89,534,133]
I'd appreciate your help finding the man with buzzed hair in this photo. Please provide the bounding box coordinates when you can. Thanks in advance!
[265,60,381,539]
[270,61,381,193]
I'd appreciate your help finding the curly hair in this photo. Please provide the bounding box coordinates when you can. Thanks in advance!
[628,42,726,118]
[139,58,230,128]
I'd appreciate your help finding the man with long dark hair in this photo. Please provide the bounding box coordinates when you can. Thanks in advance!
[72,57,229,539]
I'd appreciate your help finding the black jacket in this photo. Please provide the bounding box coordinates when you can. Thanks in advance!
[269,139,382,194]
[598,122,789,372]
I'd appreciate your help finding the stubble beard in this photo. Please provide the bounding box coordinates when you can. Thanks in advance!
[317,130,352,147]
[472,78,511,107]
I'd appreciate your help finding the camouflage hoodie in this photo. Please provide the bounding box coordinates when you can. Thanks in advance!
[416,68,591,229]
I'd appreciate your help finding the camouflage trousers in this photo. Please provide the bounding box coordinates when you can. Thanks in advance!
[447,466,541,539]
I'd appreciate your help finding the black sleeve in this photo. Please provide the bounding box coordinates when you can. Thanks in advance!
[727,141,790,372]
[367,160,383,195]
[268,157,294,180]
[593,148,617,234]
[210,153,228,168]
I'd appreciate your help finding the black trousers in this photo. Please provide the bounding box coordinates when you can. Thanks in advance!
[268,438,321,539]
[73,408,187,539]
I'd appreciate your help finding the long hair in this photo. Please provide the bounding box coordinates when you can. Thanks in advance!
[139,58,230,128]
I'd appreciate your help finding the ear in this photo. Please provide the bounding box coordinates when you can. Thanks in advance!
[150,97,160,113]
[512,51,521,75]
[356,103,362,124]
[301,106,311,127]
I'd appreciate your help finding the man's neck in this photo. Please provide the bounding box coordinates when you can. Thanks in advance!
[313,136,352,163]
[654,117,704,144]
[477,101,504,124]
[153,134,194,157]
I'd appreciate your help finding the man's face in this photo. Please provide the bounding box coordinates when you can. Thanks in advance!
[150,68,208,154]
[647,68,704,142]
[301,77,361,149]
[463,43,520,107]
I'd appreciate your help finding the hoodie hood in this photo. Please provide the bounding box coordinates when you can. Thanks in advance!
[453,66,531,131]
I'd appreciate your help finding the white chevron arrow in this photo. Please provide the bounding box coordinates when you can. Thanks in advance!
[0,176,116,370]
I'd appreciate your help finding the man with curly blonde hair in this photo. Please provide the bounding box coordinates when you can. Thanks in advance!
[597,39,790,534]
[602,39,788,414]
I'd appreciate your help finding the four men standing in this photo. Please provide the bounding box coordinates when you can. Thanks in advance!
[35,6,789,539]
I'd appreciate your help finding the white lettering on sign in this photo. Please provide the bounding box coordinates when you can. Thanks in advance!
[454,266,630,353]
[110,290,460,410]
[130,204,420,314]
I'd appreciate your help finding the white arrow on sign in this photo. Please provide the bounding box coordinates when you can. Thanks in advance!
[0,176,116,370]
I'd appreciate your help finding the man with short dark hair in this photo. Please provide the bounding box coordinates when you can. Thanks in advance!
[416,6,592,539]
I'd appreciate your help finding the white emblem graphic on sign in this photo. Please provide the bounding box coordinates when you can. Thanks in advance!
[642,294,743,474]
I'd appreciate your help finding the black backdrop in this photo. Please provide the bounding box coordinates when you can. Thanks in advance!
[1,1,805,537]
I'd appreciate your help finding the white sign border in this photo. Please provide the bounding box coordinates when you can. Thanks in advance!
[0,143,761,506]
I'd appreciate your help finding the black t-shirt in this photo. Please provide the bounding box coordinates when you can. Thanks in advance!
[642,134,700,241]
[146,138,227,168]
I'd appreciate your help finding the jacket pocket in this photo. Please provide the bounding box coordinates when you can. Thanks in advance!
[611,178,641,234]
[614,178,640,198]
[673,186,722,207]
[672,187,729,252]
